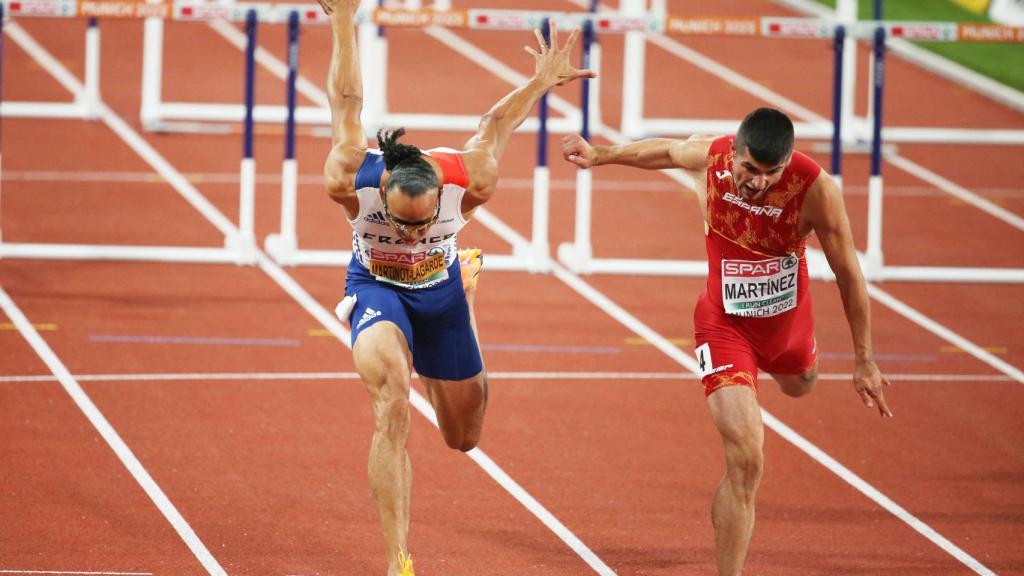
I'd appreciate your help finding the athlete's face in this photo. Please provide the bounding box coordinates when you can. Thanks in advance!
[381,186,443,243]
[731,146,790,201]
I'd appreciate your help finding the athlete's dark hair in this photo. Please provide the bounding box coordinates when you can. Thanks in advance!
[377,127,438,198]
[735,108,794,166]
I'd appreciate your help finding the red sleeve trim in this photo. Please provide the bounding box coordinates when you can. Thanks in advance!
[429,151,470,188]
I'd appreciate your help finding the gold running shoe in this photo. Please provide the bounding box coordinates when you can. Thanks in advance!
[459,248,483,291]
[398,548,415,576]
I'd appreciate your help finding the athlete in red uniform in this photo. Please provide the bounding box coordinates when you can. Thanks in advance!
[563,108,892,576]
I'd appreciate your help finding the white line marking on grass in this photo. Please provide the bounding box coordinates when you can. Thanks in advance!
[0,287,227,576]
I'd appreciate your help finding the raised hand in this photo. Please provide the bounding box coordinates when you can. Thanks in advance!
[562,133,597,169]
[853,358,893,418]
[524,21,597,87]
[317,0,360,16]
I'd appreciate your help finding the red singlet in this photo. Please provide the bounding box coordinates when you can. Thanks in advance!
[694,136,822,396]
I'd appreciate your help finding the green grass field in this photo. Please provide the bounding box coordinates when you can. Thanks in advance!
[811,0,1024,91]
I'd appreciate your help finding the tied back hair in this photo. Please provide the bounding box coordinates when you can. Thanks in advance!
[377,127,439,198]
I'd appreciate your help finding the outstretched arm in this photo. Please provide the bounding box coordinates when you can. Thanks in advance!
[562,134,715,176]
[460,22,596,209]
[320,0,366,216]
[805,172,893,418]
[322,0,366,150]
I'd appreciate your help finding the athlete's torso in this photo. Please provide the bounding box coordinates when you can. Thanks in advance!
[349,148,470,289]
[702,135,821,320]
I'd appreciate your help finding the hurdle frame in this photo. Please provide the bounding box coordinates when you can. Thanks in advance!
[0,5,261,265]
[617,0,1024,146]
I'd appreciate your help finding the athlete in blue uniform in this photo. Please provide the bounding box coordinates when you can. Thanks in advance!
[318,0,595,573]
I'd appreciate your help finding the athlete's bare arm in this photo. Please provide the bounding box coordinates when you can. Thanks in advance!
[562,134,713,173]
[320,0,366,220]
[460,22,596,215]
[802,172,893,418]
[562,134,715,216]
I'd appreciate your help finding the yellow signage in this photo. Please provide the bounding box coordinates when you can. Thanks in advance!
[951,0,992,14]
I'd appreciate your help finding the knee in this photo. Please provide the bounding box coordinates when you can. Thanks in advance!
[780,366,818,398]
[443,427,481,453]
[726,443,764,492]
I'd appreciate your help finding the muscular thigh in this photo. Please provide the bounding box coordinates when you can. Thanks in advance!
[694,326,759,398]
[404,276,482,381]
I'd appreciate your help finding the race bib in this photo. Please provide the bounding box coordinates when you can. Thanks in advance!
[721,255,799,318]
[369,247,449,287]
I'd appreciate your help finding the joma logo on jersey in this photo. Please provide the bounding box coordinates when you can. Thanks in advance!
[723,192,784,217]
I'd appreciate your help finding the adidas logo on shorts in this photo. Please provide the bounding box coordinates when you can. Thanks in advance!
[365,211,388,226]
[356,307,382,329]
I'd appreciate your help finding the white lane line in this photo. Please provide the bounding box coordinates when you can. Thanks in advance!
[6,22,616,576]
[867,284,1024,384]
[10,170,1023,199]
[0,371,1013,384]
[763,412,997,576]
[0,287,226,576]
[5,23,237,238]
[885,154,1024,231]
[257,255,618,576]
[426,25,1002,576]
[0,368,1007,383]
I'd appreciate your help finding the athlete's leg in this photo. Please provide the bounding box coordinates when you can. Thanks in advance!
[707,384,765,576]
[420,249,487,452]
[772,359,819,398]
[767,331,819,398]
[420,371,488,452]
[353,321,415,576]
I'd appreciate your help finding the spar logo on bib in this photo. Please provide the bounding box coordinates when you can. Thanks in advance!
[369,247,449,287]
[721,255,800,318]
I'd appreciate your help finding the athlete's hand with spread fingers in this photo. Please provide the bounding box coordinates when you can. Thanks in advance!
[853,358,893,418]
[562,133,598,169]
[525,21,597,88]
[316,0,359,16]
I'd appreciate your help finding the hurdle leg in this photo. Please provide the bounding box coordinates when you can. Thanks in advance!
[140,16,164,130]
[231,10,259,265]
[866,25,887,278]
[78,18,102,120]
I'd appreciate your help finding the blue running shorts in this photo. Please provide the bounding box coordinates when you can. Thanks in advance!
[343,256,483,381]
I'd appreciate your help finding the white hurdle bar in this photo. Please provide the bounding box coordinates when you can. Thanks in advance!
[138,0,583,135]
[0,6,259,265]
[0,17,101,120]
[264,8,602,272]
[617,0,1024,145]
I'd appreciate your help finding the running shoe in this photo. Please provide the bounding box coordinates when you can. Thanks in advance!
[459,248,483,291]
[398,548,415,576]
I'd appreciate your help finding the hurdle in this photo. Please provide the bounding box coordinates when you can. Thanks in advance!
[137,0,585,135]
[617,0,1024,146]
[556,10,1024,283]
[2,2,1022,283]
[0,3,274,265]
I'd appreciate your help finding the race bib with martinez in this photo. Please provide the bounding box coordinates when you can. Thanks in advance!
[721,255,800,318]
[369,247,449,288]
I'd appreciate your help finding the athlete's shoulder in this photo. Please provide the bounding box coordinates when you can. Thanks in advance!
[787,149,822,181]
[425,147,470,188]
